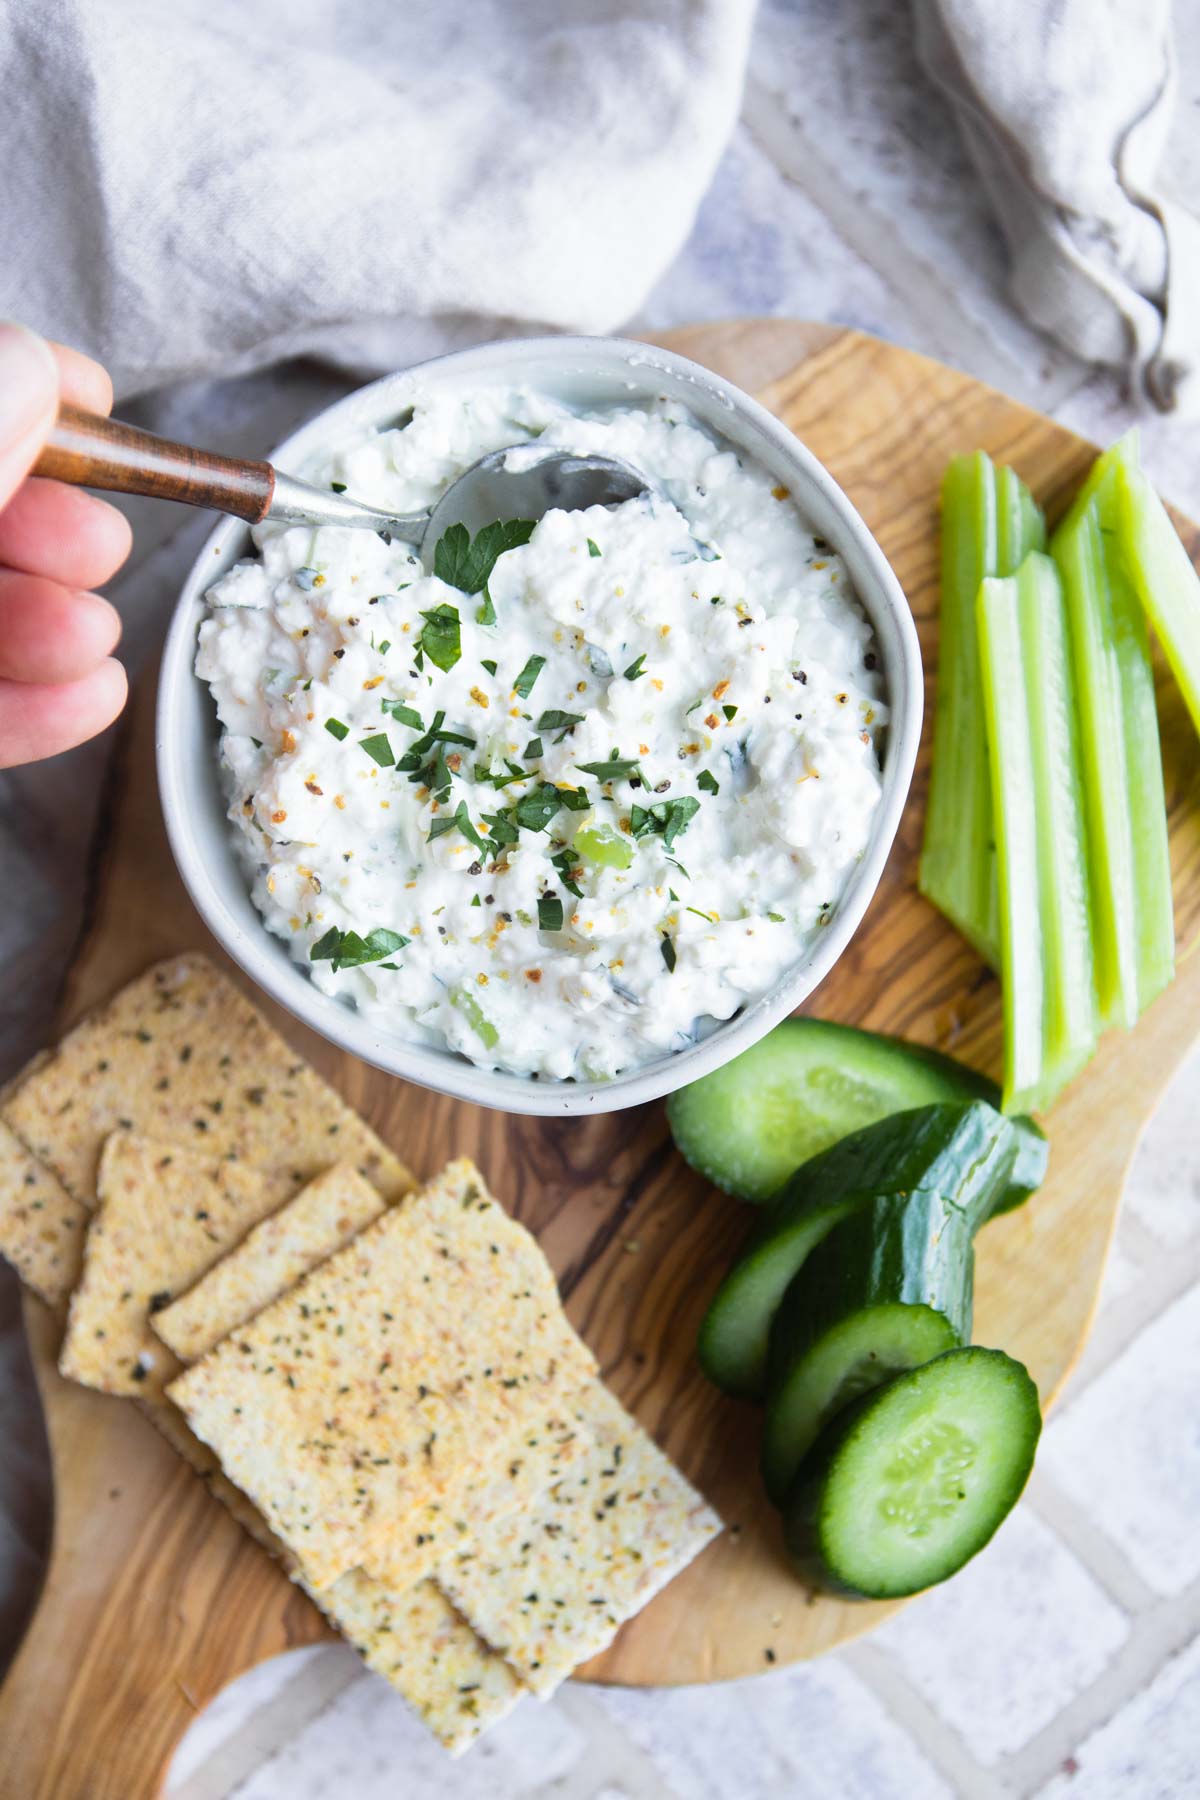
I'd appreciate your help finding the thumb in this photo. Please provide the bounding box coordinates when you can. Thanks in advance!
[0,322,59,507]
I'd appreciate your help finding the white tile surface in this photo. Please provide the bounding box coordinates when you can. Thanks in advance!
[871,1506,1129,1764]
[1040,1282,1200,1597]
[1120,1044,1200,1249]
[1036,1633,1200,1800]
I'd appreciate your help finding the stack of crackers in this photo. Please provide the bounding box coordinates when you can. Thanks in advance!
[0,955,720,1754]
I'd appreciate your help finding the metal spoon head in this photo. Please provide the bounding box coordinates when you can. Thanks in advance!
[419,447,648,569]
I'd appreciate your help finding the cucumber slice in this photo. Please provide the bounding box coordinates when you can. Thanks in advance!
[697,1100,1032,1399]
[785,1347,1041,1598]
[667,1018,1000,1205]
[762,1195,974,1502]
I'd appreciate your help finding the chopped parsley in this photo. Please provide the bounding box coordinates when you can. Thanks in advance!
[433,519,536,594]
[417,603,461,673]
[556,786,591,811]
[535,709,585,740]
[481,810,519,845]
[474,758,526,790]
[481,658,498,677]
[359,732,395,767]
[537,893,564,931]
[576,753,641,783]
[550,848,583,897]
[660,935,677,973]
[723,703,738,721]
[629,795,700,850]
[513,783,565,832]
[587,538,602,558]
[512,654,546,699]
[428,802,488,855]
[623,654,646,681]
[697,770,720,795]
[381,699,423,730]
[330,481,347,494]
[378,639,391,655]
[310,926,409,973]
[476,590,497,627]
[325,718,349,741]
[524,737,544,760]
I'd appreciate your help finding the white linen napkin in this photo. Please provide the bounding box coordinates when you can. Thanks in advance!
[914,0,1200,411]
[0,0,755,398]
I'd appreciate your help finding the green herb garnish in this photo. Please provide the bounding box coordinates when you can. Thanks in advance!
[587,538,602,558]
[310,926,409,973]
[524,737,544,760]
[481,659,498,676]
[428,802,488,855]
[660,935,677,973]
[697,770,720,795]
[330,481,347,494]
[378,639,391,655]
[476,590,497,628]
[381,700,423,730]
[576,754,641,783]
[535,709,585,740]
[417,603,462,673]
[537,894,564,931]
[359,732,395,768]
[481,810,519,845]
[722,704,738,721]
[513,654,546,699]
[513,782,565,832]
[623,654,646,681]
[325,718,349,741]
[433,519,536,594]
[550,849,583,897]
[629,795,700,850]
[767,911,785,922]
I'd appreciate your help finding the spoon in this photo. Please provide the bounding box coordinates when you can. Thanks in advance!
[33,405,649,569]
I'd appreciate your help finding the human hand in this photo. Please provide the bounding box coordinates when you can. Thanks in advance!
[0,324,130,767]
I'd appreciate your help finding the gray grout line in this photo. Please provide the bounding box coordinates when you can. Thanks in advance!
[740,78,1094,418]
[1052,1232,1200,1406]
[1003,1576,1200,1797]
[843,1640,1010,1799]
[546,1687,682,1799]
[1024,1469,1157,1615]
[167,1646,365,1800]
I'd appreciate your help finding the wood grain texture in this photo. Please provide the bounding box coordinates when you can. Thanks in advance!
[2,320,1199,1800]
[35,404,275,523]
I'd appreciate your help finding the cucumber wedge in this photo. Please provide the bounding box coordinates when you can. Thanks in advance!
[920,453,1045,967]
[698,1100,1041,1399]
[785,1347,1041,1598]
[668,1017,1003,1205]
[762,1194,974,1502]
[1051,460,1174,1028]
[1118,458,1200,740]
[977,553,1097,1113]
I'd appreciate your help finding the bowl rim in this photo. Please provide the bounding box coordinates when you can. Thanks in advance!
[157,331,922,1116]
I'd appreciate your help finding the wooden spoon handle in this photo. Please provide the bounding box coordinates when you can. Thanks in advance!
[33,404,277,524]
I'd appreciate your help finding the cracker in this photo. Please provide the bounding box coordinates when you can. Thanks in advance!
[2,954,412,1224]
[137,1398,288,1559]
[437,1383,722,1696]
[315,1572,524,1755]
[0,1120,87,1306]
[59,1131,277,1399]
[167,1158,595,1589]
[154,1163,390,1362]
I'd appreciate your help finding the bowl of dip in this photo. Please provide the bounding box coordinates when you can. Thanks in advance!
[158,335,921,1116]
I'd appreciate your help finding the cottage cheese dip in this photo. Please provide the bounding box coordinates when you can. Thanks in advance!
[197,389,887,1082]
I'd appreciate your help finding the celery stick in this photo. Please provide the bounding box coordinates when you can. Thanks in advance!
[920,453,1045,967]
[1012,556,1097,1102]
[1118,461,1200,739]
[1051,464,1174,1028]
[976,567,1044,1112]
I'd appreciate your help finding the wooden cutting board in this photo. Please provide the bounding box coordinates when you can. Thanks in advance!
[3,320,1199,1800]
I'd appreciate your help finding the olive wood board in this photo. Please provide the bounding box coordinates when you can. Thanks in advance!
[2,319,1199,1800]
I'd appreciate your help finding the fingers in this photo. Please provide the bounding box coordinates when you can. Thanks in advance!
[0,323,59,505]
[47,341,114,416]
[0,478,132,588]
[0,571,121,684]
[0,660,128,769]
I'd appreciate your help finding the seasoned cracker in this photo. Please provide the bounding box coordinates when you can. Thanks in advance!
[316,1572,524,1754]
[2,955,412,1220]
[154,1162,390,1362]
[437,1383,722,1696]
[0,1120,87,1306]
[59,1131,276,1399]
[167,1158,595,1589]
[138,1398,287,1559]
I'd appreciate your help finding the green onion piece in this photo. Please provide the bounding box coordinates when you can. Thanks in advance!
[574,823,633,870]
[513,655,546,698]
[1118,451,1200,739]
[450,986,498,1050]
[538,893,564,931]
[359,732,395,767]
[1052,456,1174,1026]
[325,718,349,741]
[978,553,1097,1113]
[920,452,1045,968]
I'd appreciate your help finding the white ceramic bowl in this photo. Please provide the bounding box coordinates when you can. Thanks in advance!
[158,335,921,1116]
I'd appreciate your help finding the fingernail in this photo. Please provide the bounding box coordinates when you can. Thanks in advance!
[0,322,58,436]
